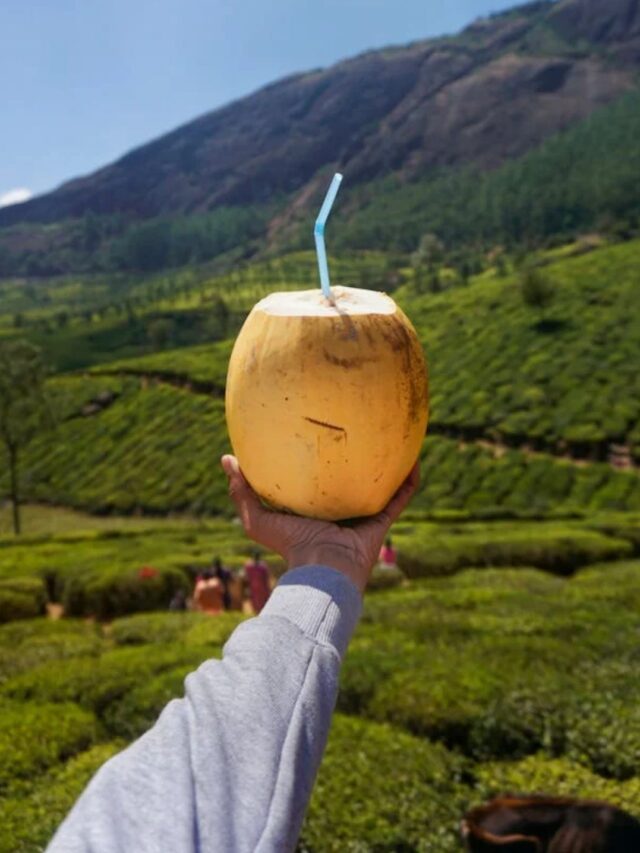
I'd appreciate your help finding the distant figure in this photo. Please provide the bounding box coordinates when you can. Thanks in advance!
[193,570,224,615]
[378,537,398,568]
[212,556,232,611]
[244,551,271,614]
[169,589,187,612]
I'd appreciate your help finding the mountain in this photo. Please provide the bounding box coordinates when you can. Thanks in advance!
[1,0,639,235]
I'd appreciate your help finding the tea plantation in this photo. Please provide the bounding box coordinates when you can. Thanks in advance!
[0,553,639,851]
[1,233,640,849]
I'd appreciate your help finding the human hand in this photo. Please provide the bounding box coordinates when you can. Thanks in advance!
[221,455,419,593]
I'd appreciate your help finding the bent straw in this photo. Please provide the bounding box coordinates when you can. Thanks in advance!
[314,172,343,300]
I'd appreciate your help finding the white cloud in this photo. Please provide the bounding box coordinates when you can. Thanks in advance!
[0,187,33,208]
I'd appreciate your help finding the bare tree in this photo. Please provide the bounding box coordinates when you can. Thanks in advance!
[0,340,51,534]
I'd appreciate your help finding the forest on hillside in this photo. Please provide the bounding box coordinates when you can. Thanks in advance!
[2,87,640,278]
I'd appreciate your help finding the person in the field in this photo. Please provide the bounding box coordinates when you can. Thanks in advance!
[192,568,224,615]
[243,549,271,613]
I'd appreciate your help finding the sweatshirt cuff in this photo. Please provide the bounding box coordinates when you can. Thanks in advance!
[260,565,362,659]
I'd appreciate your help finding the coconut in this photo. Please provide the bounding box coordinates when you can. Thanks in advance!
[225,285,428,521]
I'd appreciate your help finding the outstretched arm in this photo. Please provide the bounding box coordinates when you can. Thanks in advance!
[47,457,418,853]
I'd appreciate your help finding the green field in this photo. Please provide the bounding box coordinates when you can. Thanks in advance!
[2,237,639,521]
[0,553,639,851]
[1,231,640,848]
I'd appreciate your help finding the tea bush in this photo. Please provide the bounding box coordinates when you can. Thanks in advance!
[564,683,640,782]
[300,714,469,853]
[0,700,98,796]
[0,644,211,715]
[0,589,42,624]
[395,522,632,578]
[182,611,246,647]
[474,754,640,819]
[103,663,199,739]
[110,610,201,645]
[110,610,244,647]
[62,563,189,620]
[0,619,102,683]
[340,563,640,763]
[0,742,122,853]
[0,522,253,622]
[405,240,640,457]
[0,577,46,623]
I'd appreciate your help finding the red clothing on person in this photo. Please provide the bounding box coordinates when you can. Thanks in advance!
[244,560,270,614]
[138,566,159,580]
[379,545,398,566]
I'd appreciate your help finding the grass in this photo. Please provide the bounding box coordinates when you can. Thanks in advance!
[0,502,207,538]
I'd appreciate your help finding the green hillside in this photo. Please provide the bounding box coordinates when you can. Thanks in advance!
[2,236,639,519]
[330,88,640,253]
[3,2,640,846]
[0,252,393,372]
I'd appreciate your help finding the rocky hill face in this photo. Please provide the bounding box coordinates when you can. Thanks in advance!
[1,0,639,229]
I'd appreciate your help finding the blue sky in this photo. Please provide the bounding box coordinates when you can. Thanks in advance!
[0,0,519,206]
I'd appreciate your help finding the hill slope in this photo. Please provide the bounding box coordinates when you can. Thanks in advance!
[1,0,639,230]
[4,237,640,518]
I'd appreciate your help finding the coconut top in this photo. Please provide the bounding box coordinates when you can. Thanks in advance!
[255,286,396,317]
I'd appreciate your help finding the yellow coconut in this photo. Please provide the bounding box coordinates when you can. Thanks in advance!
[225,285,428,521]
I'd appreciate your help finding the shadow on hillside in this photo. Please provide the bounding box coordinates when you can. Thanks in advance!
[534,318,570,334]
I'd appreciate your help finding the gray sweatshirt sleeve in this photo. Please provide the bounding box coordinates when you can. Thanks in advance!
[46,565,362,853]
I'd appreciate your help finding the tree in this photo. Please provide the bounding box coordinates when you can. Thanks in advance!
[520,264,555,313]
[147,317,175,349]
[210,296,230,338]
[412,233,445,269]
[0,341,51,535]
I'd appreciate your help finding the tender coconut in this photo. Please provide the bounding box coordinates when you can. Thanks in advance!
[225,287,428,521]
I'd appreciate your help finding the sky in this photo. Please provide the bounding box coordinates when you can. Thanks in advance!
[0,0,519,207]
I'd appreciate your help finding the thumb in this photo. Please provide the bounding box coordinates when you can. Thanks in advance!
[221,455,266,537]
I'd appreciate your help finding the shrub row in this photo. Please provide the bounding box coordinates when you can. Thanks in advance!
[62,564,190,620]
[474,754,640,819]
[0,700,98,797]
[405,240,640,455]
[339,563,640,780]
[0,522,255,621]
[300,714,469,853]
[0,643,214,716]
[0,742,122,853]
[395,522,632,578]
[110,610,244,647]
[0,619,102,684]
[0,577,46,624]
[103,664,195,740]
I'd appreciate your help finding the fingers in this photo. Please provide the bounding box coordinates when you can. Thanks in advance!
[221,455,268,541]
[354,458,420,542]
[382,459,420,525]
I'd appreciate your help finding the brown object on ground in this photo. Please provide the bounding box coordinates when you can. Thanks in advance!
[462,795,640,852]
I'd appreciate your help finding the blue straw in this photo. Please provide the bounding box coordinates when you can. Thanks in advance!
[314,172,343,300]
